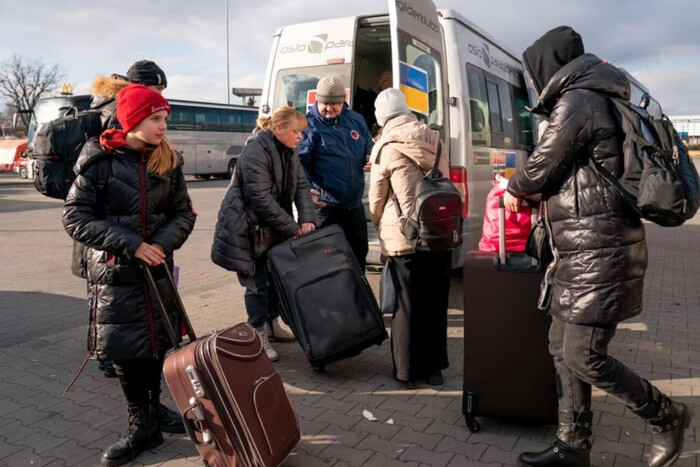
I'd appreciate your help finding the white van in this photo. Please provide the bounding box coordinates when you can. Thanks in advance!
[259,0,536,266]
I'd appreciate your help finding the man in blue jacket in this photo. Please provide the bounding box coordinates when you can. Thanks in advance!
[299,75,374,270]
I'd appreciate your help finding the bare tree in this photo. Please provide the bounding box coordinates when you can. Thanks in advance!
[0,55,64,127]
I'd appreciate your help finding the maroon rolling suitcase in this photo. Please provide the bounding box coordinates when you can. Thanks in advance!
[144,266,301,467]
[462,199,558,432]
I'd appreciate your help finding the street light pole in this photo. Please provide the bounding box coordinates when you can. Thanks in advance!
[226,0,230,104]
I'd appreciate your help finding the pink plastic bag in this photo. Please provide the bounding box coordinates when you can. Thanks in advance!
[478,179,532,253]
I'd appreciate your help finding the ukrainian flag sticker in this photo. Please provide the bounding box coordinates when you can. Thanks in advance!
[399,61,429,116]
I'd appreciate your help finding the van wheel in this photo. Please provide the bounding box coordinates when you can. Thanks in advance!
[194,174,211,180]
[226,159,236,179]
[18,166,27,179]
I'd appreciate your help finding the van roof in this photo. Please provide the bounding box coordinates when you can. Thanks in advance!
[273,9,522,65]
[438,9,521,63]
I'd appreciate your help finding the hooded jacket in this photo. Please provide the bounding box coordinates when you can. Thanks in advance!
[211,129,315,275]
[62,135,196,360]
[368,113,448,256]
[90,74,132,130]
[298,103,373,209]
[507,48,647,325]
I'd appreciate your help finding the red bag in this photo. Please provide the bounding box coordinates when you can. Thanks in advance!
[478,179,531,253]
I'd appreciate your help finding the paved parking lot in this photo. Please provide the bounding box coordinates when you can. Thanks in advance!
[0,169,698,466]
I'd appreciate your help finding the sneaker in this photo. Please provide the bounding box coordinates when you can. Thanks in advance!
[265,317,296,342]
[256,328,279,362]
[157,403,185,434]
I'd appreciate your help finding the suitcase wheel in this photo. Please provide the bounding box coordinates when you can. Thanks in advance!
[466,417,481,433]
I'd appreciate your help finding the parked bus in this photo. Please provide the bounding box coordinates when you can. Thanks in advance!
[15,95,256,180]
[166,99,257,179]
[259,0,537,266]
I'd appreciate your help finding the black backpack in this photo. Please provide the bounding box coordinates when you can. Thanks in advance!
[31,106,105,200]
[391,141,463,251]
[590,96,700,227]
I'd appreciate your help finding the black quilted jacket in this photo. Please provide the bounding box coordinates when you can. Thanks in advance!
[211,129,315,275]
[62,139,196,360]
[507,54,647,324]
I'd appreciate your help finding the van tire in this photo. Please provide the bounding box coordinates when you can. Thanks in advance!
[18,166,27,179]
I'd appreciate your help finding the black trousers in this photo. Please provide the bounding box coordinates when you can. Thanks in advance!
[113,357,165,411]
[388,250,451,381]
[549,316,654,416]
[315,205,368,271]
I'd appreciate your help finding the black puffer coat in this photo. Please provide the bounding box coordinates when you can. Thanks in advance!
[508,53,647,325]
[211,129,315,275]
[63,138,196,360]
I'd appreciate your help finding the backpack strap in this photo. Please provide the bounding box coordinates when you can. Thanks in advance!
[389,140,443,219]
[587,156,639,211]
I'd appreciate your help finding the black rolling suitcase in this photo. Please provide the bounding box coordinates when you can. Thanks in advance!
[267,225,388,370]
[462,198,557,432]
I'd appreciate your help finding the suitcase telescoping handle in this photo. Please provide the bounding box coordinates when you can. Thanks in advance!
[496,197,540,270]
[498,196,507,265]
[142,264,197,347]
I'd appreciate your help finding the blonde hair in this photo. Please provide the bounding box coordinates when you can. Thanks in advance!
[148,136,179,175]
[256,106,307,132]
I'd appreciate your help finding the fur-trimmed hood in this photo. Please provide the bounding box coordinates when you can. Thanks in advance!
[90,74,131,107]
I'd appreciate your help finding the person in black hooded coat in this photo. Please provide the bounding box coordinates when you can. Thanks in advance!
[211,106,316,362]
[63,85,196,467]
[504,27,691,467]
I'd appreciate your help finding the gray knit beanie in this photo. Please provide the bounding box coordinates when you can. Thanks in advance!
[374,88,410,126]
[316,76,346,103]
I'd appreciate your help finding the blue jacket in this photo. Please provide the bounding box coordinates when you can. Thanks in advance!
[298,103,373,209]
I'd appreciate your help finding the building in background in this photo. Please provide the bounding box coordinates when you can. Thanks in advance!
[670,116,700,145]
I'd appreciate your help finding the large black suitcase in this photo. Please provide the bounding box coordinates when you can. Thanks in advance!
[267,225,388,369]
[462,200,557,432]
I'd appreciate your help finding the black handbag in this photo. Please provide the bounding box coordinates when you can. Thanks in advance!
[250,224,284,258]
[526,217,553,267]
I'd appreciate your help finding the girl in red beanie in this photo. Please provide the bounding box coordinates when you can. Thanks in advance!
[62,84,196,466]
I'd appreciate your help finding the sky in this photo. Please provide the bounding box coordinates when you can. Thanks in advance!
[1,0,699,116]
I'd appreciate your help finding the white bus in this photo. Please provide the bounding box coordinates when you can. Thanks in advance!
[167,100,257,179]
[16,95,256,179]
[259,0,537,266]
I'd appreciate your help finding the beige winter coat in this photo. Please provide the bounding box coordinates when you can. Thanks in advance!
[368,113,448,256]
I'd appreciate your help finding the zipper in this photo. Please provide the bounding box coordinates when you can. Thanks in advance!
[139,156,158,357]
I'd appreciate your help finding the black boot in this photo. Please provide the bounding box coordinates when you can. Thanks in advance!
[101,405,163,466]
[157,401,185,434]
[632,390,693,467]
[518,411,592,467]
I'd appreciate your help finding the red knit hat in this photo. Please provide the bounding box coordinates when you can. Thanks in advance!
[117,84,171,134]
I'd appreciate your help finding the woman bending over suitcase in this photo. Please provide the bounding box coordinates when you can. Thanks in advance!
[211,106,316,361]
[62,84,196,466]
[368,89,452,387]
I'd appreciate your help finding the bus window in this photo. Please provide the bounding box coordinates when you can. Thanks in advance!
[466,64,490,146]
[168,105,196,131]
[275,65,351,113]
[195,108,220,131]
[220,109,241,132]
[241,111,257,132]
